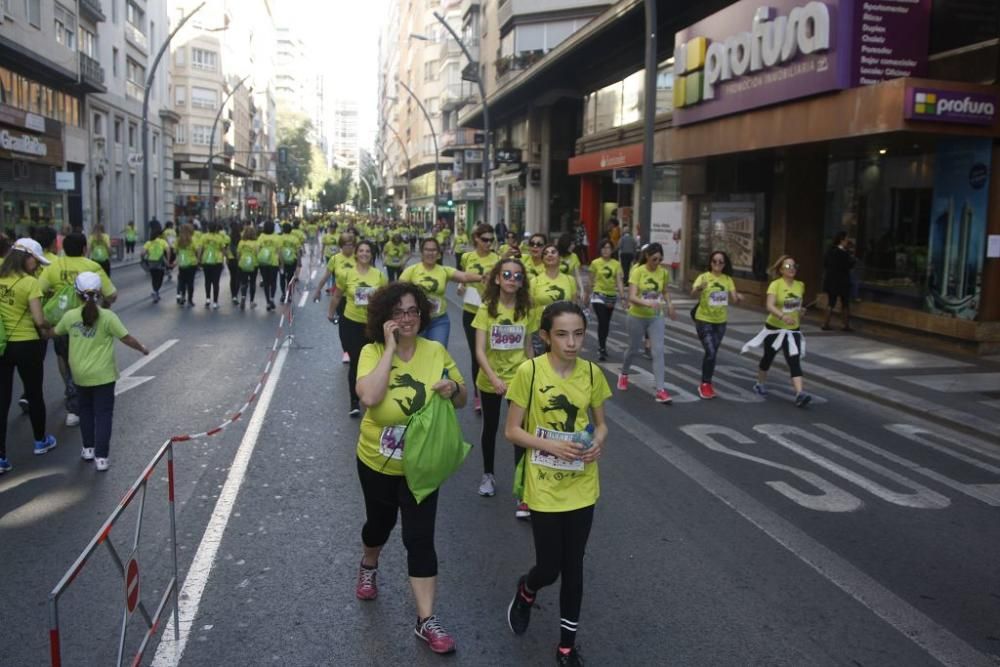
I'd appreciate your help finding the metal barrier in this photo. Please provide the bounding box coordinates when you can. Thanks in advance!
[48,439,179,667]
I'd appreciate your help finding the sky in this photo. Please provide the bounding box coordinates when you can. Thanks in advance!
[281,0,387,156]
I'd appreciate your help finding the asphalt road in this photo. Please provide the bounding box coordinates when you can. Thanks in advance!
[0,255,997,667]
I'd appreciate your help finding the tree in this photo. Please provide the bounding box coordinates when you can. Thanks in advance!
[276,116,314,208]
[317,168,354,212]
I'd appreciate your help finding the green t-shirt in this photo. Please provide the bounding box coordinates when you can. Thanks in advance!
[693,272,737,324]
[383,241,408,267]
[89,234,111,262]
[0,274,42,342]
[54,307,129,387]
[326,252,356,283]
[175,243,199,268]
[38,257,116,299]
[507,355,611,512]
[559,253,581,276]
[766,278,805,329]
[399,262,456,317]
[472,301,537,394]
[124,226,137,242]
[198,233,227,265]
[256,233,280,267]
[237,240,259,271]
[355,339,463,476]
[588,257,623,297]
[144,238,169,263]
[529,271,577,318]
[341,266,388,324]
[279,236,301,265]
[525,257,545,279]
[460,251,499,314]
[627,264,670,318]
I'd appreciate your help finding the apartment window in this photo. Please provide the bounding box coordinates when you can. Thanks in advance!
[191,48,218,71]
[174,85,186,107]
[128,123,136,148]
[126,0,144,32]
[125,58,144,100]
[112,47,119,77]
[114,118,123,144]
[425,97,439,115]
[92,113,104,137]
[25,0,40,28]
[174,46,185,66]
[78,26,97,58]
[54,4,76,49]
[191,124,213,146]
[175,123,186,145]
[423,60,438,82]
[152,132,158,156]
[423,134,434,156]
[190,86,218,110]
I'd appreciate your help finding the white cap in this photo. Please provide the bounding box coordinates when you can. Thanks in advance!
[74,271,103,293]
[12,238,50,265]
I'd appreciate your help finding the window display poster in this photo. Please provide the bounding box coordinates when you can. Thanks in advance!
[926,138,992,320]
[650,201,683,267]
[695,201,756,273]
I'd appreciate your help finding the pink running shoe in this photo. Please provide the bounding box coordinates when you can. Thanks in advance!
[415,615,456,654]
[356,562,377,600]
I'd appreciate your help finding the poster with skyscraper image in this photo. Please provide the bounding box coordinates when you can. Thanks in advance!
[926,138,992,320]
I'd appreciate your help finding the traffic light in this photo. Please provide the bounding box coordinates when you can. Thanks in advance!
[278,146,288,164]
[447,198,454,207]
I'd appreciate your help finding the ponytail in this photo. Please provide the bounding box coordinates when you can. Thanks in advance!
[80,291,101,328]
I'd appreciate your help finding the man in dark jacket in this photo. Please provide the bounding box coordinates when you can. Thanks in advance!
[822,231,856,331]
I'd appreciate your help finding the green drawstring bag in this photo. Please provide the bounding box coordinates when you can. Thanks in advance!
[402,393,472,503]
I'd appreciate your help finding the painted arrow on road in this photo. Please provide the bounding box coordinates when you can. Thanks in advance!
[115,339,179,396]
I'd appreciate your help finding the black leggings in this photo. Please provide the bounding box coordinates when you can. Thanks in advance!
[259,265,278,304]
[240,268,258,302]
[525,505,595,649]
[149,268,164,293]
[177,266,196,302]
[227,259,241,299]
[480,392,510,475]
[340,317,370,405]
[357,457,438,577]
[461,309,479,397]
[695,321,727,383]
[386,265,402,282]
[280,263,297,300]
[203,264,223,302]
[0,340,47,458]
[125,240,135,253]
[759,328,803,378]
[591,301,614,350]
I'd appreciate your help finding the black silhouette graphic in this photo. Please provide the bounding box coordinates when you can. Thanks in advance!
[643,276,660,293]
[539,384,555,394]
[602,266,613,280]
[419,275,440,293]
[390,371,426,416]
[545,283,565,301]
[542,393,579,432]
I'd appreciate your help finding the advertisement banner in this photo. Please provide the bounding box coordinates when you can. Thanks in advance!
[695,201,757,273]
[926,138,992,320]
[650,202,684,269]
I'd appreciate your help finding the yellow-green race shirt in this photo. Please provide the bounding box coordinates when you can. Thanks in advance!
[588,257,622,297]
[38,257,115,299]
[627,264,669,318]
[472,301,537,394]
[53,307,129,387]
[765,278,806,329]
[399,263,456,317]
[0,274,42,342]
[559,253,581,276]
[530,271,577,317]
[382,241,408,268]
[459,251,499,314]
[341,266,388,324]
[693,272,737,324]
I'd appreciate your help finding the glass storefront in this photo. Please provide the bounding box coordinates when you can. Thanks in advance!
[2,191,66,235]
[0,67,81,127]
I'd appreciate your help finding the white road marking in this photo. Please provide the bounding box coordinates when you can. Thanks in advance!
[297,290,309,308]
[899,372,1000,392]
[115,339,178,396]
[606,404,994,667]
[310,269,317,281]
[150,340,291,667]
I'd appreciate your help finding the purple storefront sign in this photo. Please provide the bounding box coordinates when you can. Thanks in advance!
[904,87,998,126]
[673,0,931,127]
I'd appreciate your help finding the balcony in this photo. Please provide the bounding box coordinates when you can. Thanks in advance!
[495,49,545,80]
[440,82,475,112]
[452,178,484,201]
[440,127,483,155]
[498,0,612,30]
[79,53,106,93]
[79,0,106,22]
[124,22,149,52]
[461,0,481,19]
[438,36,467,61]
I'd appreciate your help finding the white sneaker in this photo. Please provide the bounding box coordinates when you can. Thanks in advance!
[95,457,109,472]
[65,412,80,427]
[211,302,220,310]
[478,473,496,497]
[81,447,95,460]
[342,351,350,364]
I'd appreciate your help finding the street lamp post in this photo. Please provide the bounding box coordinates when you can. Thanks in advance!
[639,0,657,245]
[395,81,440,223]
[358,174,374,214]
[141,1,206,240]
[206,74,250,224]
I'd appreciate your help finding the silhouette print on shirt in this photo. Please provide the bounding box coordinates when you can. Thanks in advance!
[390,371,426,416]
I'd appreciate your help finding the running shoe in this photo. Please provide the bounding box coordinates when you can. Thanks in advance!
[515,502,530,520]
[349,401,361,418]
[643,347,653,360]
[474,395,481,413]
[81,447,95,461]
[0,458,11,474]
[66,412,80,426]
[556,646,584,666]
[507,576,534,635]
[152,292,161,303]
[33,435,57,455]
[342,352,350,364]
[232,297,239,305]
[356,562,378,600]
[212,302,220,310]
[95,457,109,471]
[654,389,672,404]
[205,301,211,308]
[250,302,258,309]
[478,473,496,497]
[414,615,456,654]
[794,392,812,408]
[752,382,768,396]
[598,348,607,361]
[698,383,716,400]
[616,373,628,391]
[18,397,29,414]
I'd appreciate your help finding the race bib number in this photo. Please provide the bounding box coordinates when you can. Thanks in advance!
[379,425,406,460]
[490,324,525,350]
[641,290,660,301]
[708,291,729,307]
[463,287,482,307]
[531,428,585,472]
[782,297,802,313]
[428,297,441,313]
[354,286,373,306]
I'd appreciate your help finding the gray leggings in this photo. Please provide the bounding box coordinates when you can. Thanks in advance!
[622,315,665,391]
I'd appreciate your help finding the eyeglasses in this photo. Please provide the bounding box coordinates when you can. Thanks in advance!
[391,307,421,320]
[478,236,494,243]
[529,241,545,247]
[422,246,439,253]
[782,263,799,270]
[501,270,524,283]
[711,259,725,265]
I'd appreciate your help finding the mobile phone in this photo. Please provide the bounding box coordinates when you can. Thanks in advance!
[393,329,400,342]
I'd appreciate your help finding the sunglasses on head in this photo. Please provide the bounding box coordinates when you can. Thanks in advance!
[529,241,545,247]
[501,270,524,283]
[478,236,494,243]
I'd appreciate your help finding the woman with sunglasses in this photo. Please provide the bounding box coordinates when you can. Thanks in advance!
[524,233,547,279]
[691,251,742,399]
[742,255,811,407]
[529,243,578,357]
[585,239,625,361]
[499,232,523,259]
[328,241,387,417]
[617,242,676,404]
[556,233,585,300]
[399,237,482,346]
[457,224,500,413]
[472,258,535,499]
[353,283,466,655]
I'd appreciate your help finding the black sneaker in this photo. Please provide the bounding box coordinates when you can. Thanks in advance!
[507,576,533,635]
[18,397,29,414]
[555,646,584,666]
[598,348,607,361]
[349,401,361,418]
[794,392,812,408]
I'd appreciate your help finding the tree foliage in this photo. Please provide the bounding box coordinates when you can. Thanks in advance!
[317,168,354,212]
[276,116,314,202]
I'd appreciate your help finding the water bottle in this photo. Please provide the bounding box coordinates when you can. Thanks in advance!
[576,423,595,450]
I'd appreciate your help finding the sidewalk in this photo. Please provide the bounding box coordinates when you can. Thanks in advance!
[666,289,1000,442]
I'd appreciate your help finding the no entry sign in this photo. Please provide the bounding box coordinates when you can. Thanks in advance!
[125,554,140,615]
